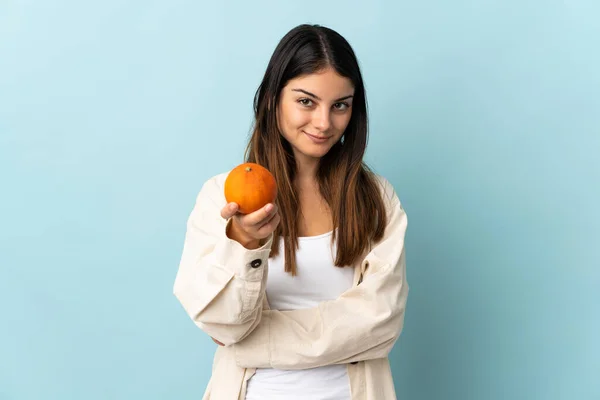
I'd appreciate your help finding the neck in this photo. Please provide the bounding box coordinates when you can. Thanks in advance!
[294,154,320,184]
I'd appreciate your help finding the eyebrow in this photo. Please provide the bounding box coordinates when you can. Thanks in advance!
[291,88,354,102]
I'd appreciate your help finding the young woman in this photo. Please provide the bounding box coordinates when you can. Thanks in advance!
[173,24,409,400]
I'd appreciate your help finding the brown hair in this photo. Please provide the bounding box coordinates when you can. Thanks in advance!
[245,24,387,275]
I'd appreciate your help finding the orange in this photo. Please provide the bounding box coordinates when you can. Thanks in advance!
[224,163,277,214]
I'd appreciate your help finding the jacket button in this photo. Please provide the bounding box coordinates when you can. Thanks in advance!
[250,259,262,268]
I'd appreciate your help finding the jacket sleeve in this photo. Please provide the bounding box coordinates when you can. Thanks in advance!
[233,178,408,370]
[172,175,273,346]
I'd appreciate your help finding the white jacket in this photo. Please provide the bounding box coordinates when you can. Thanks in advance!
[173,171,409,399]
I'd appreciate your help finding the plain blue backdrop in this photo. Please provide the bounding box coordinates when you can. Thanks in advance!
[1,1,598,399]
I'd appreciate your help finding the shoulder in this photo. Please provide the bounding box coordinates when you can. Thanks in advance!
[193,171,231,205]
[371,173,401,208]
[371,174,408,243]
[200,171,230,192]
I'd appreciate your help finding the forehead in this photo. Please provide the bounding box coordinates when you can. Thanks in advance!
[284,68,354,98]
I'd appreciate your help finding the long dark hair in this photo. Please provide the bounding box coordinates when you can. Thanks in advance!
[245,24,387,275]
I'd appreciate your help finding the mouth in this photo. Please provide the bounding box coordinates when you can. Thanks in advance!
[303,131,331,143]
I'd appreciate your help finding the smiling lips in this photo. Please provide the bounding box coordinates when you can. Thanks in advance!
[303,131,331,143]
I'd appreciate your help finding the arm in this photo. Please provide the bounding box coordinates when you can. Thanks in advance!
[173,175,272,346]
[233,178,409,369]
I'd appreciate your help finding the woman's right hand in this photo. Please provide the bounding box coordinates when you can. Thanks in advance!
[221,202,280,249]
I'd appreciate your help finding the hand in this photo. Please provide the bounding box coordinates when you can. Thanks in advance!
[221,202,280,249]
[212,337,224,346]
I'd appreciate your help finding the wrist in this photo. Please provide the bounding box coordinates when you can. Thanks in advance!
[227,219,260,249]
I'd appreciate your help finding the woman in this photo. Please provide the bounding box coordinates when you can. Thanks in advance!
[173,24,409,400]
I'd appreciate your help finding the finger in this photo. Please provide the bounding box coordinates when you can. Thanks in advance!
[256,211,280,236]
[258,207,278,229]
[244,203,277,227]
[251,209,277,236]
[220,203,239,220]
[211,337,224,346]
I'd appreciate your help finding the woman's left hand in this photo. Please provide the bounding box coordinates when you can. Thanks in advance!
[212,337,224,346]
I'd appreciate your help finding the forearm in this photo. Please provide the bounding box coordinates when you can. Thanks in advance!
[173,179,272,346]
[234,254,408,369]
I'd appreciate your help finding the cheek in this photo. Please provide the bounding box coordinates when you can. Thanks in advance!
[333,113,352,133]
[281,105,310,129]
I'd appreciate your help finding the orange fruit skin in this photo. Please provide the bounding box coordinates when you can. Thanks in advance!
[224,163,277,214]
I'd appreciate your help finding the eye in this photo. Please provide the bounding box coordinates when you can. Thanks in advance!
[298,98,314,107]
[333,102,350,111]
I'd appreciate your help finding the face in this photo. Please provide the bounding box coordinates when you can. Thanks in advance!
[276,67,354,165]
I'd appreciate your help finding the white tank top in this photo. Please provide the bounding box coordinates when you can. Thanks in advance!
[244,231,354,400]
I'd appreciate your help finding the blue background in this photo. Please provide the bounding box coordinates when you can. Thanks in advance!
[1,1,598,399]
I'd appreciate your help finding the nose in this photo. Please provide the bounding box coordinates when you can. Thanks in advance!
[313,108,331,132]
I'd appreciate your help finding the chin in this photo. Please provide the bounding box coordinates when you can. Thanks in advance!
[301,148,333,159]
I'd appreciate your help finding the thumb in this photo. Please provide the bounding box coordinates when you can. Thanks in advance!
[221,202,239,219]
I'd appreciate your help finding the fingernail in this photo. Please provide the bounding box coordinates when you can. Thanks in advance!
[265,204,273,213]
